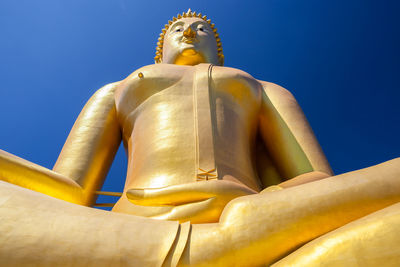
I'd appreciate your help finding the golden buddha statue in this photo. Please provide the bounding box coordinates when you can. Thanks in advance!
[1,10,400,266]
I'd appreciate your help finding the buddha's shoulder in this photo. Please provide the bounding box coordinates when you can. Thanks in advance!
[115,64,191,91]
[256,80,295,99]
[88,82,121,100]
[212,66,291,94]
[128,64,188,81]
[212,65,254,79]
[212,66,295,99]
[212,66,291,96]
[211,65,262,89]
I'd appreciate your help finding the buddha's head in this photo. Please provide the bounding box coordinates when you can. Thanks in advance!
[154,9,224,66]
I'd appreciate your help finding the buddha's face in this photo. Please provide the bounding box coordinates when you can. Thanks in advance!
[162,17,220,66]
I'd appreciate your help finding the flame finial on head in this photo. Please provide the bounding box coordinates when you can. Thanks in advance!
[154,10,224,65]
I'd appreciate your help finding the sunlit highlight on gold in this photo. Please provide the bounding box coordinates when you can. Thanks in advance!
[0,9,399,267]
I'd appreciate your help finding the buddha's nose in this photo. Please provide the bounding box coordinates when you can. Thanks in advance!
[183,27,196,39]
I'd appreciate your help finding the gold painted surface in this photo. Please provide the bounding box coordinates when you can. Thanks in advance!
[179,159,400,266]
[273,201,400,267]
[53,83,121,206]
[0,83,121,206]
[155,9,224,65]
[112,62,267,221]
[0,149,83,204]
[0,181,179,266]
[0,9,399,267]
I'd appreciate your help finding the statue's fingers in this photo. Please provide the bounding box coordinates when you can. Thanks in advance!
[126,183,213,206]
[150,197,222,223]
[260,185,283,194]
[126,180,255,206]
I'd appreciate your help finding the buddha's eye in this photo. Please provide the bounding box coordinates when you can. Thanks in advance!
[198,26,204,32]
[174,27,183,32]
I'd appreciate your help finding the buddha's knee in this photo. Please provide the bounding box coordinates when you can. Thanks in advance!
[389,157,400,165]
[377,157,400,172]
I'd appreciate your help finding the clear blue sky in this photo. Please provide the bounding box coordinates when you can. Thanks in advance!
[0,0,399,206]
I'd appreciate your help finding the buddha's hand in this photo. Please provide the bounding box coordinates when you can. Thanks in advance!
[126,180,257,223]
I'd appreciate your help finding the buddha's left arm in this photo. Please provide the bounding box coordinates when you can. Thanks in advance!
[0,83,121,206]
[257,80,333,187]
[52,82,122,205]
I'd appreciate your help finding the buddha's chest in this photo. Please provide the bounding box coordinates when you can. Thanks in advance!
[115,64,262,127]
[115,64,262,190]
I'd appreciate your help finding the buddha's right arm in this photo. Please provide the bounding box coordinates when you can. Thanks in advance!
[0,83,121,206]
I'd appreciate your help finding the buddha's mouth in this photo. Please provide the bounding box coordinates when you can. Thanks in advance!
[181,37,198,44]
